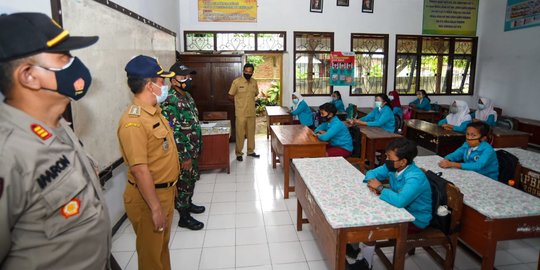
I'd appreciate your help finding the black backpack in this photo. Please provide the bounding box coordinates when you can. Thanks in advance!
[348,125,361,158]
[425,170,454,235]
[496,150,519,185]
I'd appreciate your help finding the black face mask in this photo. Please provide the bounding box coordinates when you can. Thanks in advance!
[320,114,331,122]
[243,73,252,80]
[35,57,92,100]
[175,78,192,91]
[385,159,398,172]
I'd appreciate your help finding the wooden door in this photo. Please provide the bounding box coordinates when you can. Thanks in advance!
[180,54,243,141]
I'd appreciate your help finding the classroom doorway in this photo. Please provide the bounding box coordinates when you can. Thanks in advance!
[245,53,284,135]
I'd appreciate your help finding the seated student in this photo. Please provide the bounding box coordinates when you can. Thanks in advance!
[290,92,314,129]
[437,100,472,133]
[472,97,497,126]
[314,103,353,157]
[331,90,346,112]
[388,90,403,118]
[409,89,432,111]
[347,138,432,269]
[351,94,395,133]
[438,121,499,180]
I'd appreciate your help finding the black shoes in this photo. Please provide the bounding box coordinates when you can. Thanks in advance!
[347,258,372,270]
[178,214,204,230]
[247,153,260,158]
[189,203,205,214]
[236,156,243,161]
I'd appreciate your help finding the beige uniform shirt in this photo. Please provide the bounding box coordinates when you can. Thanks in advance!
[228,77,259,117]
[117,97,180,184]
[0,103,111,270]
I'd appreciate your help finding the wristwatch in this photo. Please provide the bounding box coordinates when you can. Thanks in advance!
[376,185,384,193]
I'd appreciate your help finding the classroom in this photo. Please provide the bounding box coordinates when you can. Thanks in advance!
[0,0,539,270]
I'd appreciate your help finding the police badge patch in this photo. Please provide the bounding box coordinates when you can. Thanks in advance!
[163,138,169,151]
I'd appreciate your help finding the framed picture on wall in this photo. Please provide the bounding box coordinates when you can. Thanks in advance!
[337,0,349,7]
[362,0,374,13]
[310,0,323,13]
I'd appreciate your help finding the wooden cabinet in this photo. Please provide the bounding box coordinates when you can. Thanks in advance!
[179,54,243,141]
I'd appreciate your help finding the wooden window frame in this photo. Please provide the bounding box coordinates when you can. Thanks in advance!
[184,31,287,53]
[349,33,389,96]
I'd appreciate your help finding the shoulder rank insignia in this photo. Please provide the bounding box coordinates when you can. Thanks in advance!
[31,124,52,140]
[60,197,81,218]
[129,105,141,117]
[125,122,141,128]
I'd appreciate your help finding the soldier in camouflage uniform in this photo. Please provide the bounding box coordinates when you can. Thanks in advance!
[161,62,205,230]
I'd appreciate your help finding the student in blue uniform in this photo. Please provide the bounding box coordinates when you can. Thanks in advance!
[439,121,499,180]
[290,92,314,129]
[438,100,472,133]
[347,138,432,269]
[471,97,497,126]
[409,89,431,111]
[351,94,395,133]
[314,103,353,157]
[331,90,346,112]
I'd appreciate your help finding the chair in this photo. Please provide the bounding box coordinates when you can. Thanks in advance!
[394,114,404,134]
[346,125,363,169]
[374,183,464,270]
[202,111,228,121]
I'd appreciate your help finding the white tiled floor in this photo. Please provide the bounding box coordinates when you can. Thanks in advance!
[112,136,540,270]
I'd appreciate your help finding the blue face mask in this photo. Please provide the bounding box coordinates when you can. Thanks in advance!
[478,104,485,110]
[152,82,169,104]
[292,99,299,105]
[375,101,383,108]
[34,57,92,101]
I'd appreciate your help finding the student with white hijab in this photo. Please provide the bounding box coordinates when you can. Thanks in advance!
[437,100,472,133]
[472,97,497,126]
[290,92,314,129]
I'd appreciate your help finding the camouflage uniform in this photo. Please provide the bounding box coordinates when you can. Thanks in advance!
[161,88,202,211]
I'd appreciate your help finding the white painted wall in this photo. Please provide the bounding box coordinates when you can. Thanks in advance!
[178,0,478,109]
[475,0,540,120]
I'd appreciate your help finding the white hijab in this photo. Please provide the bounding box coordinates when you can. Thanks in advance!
[446,100,471,126]
[292,92,304,111]
[475,97,497,122]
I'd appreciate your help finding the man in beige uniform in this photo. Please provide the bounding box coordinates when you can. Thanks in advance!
[0,13,111,269]
[117,55,180,270]
[228,63,260,161]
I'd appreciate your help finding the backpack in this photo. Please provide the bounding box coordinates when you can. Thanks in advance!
[346,103,358,119]
[496,150,519,185]
[348,125,362,158]
[425,170,453,235]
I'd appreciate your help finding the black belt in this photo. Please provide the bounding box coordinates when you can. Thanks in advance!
[128,180,177,189]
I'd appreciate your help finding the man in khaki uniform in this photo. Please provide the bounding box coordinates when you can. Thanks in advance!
[117,55,180,270]
[228,63,260,161]
[0,13,111,269]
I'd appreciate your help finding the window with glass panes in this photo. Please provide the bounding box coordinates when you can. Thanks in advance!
[394,35,477,95]
[184,31,286,52]
[294,32,334,96]
[350,34,388,95]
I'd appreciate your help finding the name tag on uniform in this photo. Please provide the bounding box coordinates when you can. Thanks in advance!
[163,138,169,151]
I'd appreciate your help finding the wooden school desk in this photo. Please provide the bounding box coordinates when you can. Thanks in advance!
[499,148,540,198]
[405,119,465,156]
[270,125,327,199]
[293,157,414,270]
[410,107,440,123]
[359,127,402,173]
[199,120,231,173]
[491,126,531,148]
[265,106,293,139]
[357,107,372,118]
[415,155,540,270]
[513,117,540,147]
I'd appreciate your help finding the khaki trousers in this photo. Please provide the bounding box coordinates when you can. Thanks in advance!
[235,116,256,156]
[124,184,174,270]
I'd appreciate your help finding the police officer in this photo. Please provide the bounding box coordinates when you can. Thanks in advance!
[117,55,180,270]
[228,63,260,161]
[0,13,111,269]
[161,63,205,230]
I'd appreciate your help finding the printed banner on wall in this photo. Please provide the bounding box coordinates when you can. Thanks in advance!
[505,0,540,31]
[422,0,478,35]
[330,52,355,86]
[198,0,257,22]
